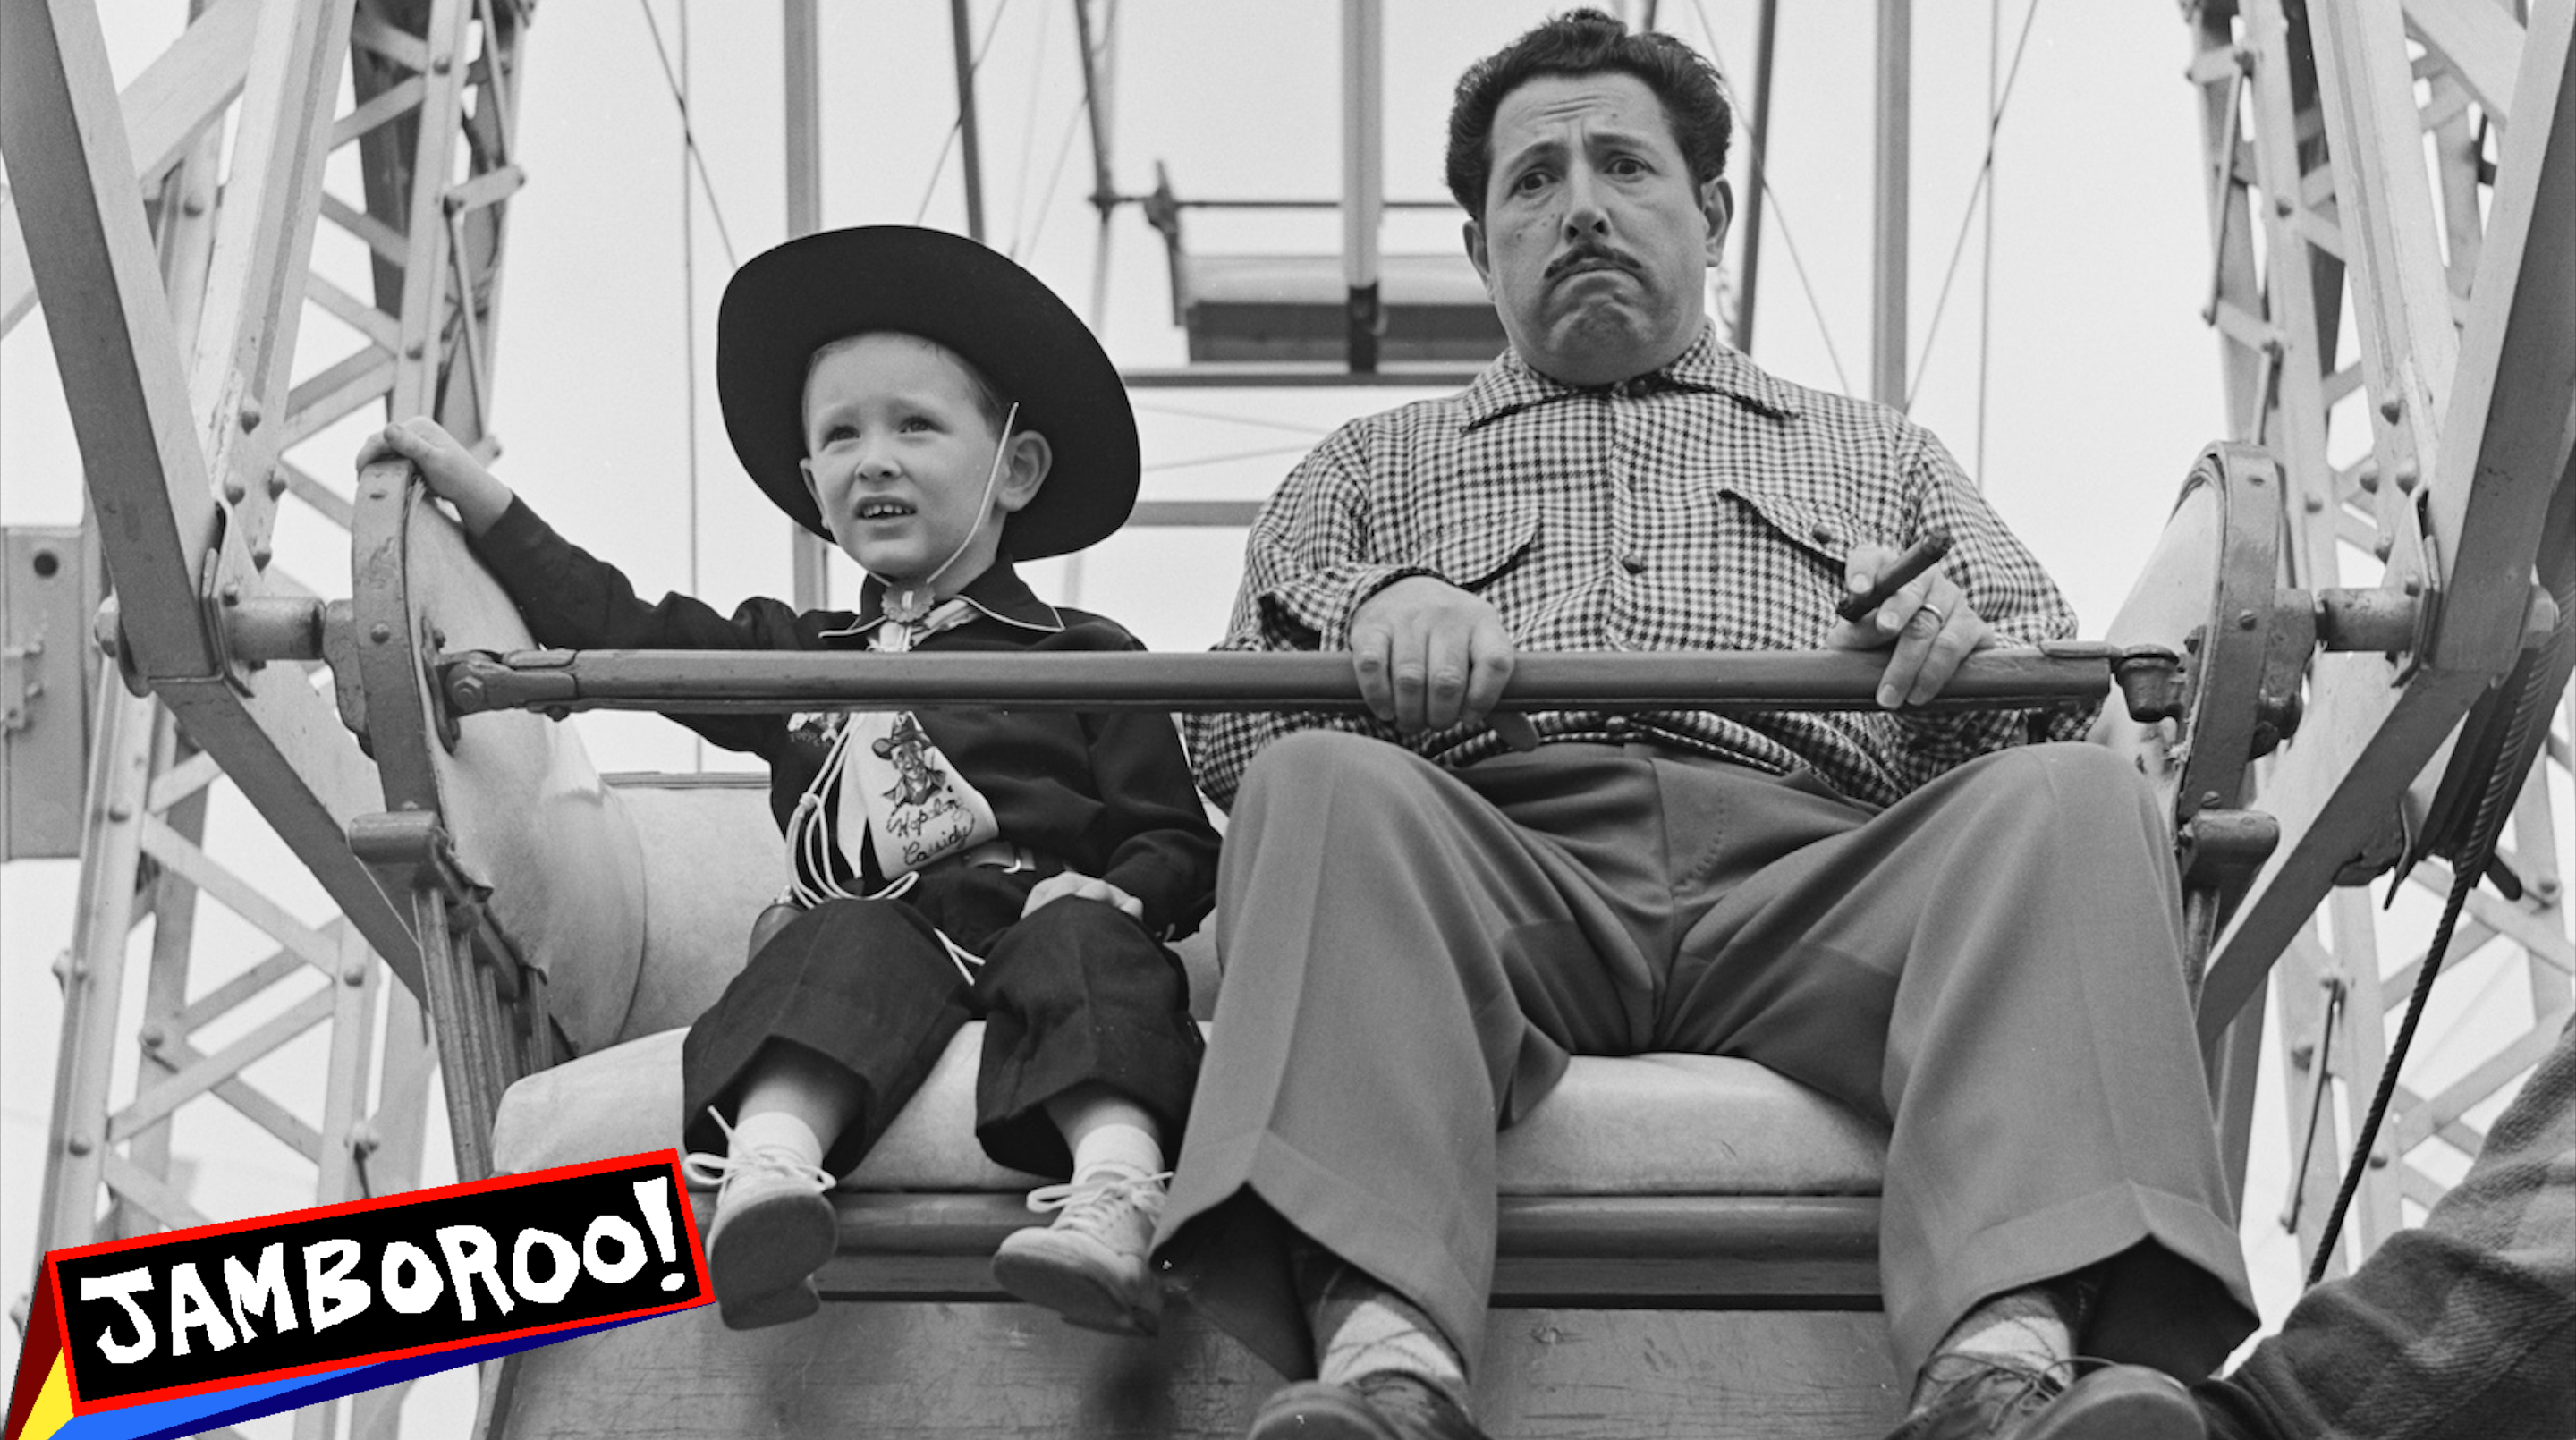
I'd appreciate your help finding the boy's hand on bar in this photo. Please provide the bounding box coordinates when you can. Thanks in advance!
[1826,539,1993,709]
[360,416,516,538]
[1023,871,1144,923]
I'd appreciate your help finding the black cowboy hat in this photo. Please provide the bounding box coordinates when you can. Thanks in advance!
[716,225,1139,560]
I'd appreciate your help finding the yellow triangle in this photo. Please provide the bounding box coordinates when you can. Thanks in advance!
[8,1352,72,1440]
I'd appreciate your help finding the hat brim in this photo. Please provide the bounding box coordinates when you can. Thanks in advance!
[716,226,1140,561]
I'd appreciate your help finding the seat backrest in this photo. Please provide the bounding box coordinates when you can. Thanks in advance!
[608,775,785,1042]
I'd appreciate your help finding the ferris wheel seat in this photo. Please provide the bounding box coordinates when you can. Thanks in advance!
[490,1021,1885,1200]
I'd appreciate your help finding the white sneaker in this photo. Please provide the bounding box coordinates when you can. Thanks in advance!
[989,1168,1170,1335]
[684,1141,837,1331]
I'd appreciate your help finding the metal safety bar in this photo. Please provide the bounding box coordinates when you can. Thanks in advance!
[437,641,2175,718]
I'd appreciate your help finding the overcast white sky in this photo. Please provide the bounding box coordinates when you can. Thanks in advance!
[7,2,2552,1421]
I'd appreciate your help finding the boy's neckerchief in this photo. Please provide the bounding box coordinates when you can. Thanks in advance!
[866,595,978,654]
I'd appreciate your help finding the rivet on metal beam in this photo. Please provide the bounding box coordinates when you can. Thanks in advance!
[344,965,369,987]
[65,1136,91,1156]
[2374,536,2395,560]
[267,470,290,498]
[406,342,427,360]
[370,623,394,644]
[140,1025,165,1049]
[239,399,262,431]
[2393,465,2419,493]
[220,582,242,607]
[250,546,273,571]
[2303,493,2325,512]
[2275,195,2294,216]
[433,53,453,73]
[107,804,133,822]
[2377,395,2402,421]
[223,479,248,504]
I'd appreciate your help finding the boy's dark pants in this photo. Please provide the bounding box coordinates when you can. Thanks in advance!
[681,863,1204,1179]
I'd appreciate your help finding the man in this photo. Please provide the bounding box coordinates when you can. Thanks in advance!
[2192,1015,2574,1440]
[1153,12,2255,1440]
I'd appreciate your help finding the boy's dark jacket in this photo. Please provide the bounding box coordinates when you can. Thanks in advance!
[471,496,1219,940]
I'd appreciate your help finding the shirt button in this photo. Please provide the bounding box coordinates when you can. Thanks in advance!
[1809,523,1839,547]
[1619,554,1648,574]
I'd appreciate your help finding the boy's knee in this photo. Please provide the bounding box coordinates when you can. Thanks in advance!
[1007,892,1143,946]
[985,897,1184,1005]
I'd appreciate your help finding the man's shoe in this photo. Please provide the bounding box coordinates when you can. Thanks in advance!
[683,1143,838,1332]
[1245,1372,1488,1440]
[989,1169,1169,1335]
[1885,1359,2205,1440]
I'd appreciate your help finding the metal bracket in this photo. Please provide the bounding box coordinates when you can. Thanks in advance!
[91,597,151,699]
[422,618,460,753]
[2394,521,2442,686]
[0,636,37,734]
[322,599,370,754]
[347,809,521,1002]
[2112,645,2186,724]
[2178,807,2283,904]
[197,546,258,695]
[2250,592,2317,758]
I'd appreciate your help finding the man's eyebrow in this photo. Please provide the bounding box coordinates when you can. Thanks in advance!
[1495,133,1569,170]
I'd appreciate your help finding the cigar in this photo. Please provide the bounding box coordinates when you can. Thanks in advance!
[1835,532,1954,623]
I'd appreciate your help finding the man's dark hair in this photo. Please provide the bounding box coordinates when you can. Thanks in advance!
[1445,9,1733,218]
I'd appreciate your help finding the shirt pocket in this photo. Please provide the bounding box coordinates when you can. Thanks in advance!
[1418,508,1542,594]
[1703,481,1877,647]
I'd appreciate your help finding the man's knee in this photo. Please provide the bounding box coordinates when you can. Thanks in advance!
[1241,728,1418,793]
[1235,730,1447,831]
[1971,741,2157,810]
[1953,744,2173,870]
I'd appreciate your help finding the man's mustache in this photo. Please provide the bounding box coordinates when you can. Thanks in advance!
[1544,243,1639,280]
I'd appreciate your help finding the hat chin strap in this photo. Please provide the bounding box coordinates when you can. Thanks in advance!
[878,401,1018,622]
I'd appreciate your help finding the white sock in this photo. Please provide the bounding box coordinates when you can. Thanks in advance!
[1911,1283,2080,1409]
[1069,1122,1164,1182]
[729,1110,825,1171]
[1291,1244,1468,1404]
[1310,1270,1467,1400]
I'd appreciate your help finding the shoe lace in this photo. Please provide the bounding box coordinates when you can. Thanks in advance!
[1022,1169,1172,1237]
[681,1110,836,1194]
[1912,1353,2076,1427]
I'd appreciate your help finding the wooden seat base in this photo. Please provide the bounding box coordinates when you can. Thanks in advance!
[487,1300,1905,1440]
[725,1191,1883,1309]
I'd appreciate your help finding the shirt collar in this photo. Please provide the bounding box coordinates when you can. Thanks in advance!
[1458,323,1805,429]
[818,558,1067,640]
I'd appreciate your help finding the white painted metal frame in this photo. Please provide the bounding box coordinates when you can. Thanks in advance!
[2181,0,2574,1275]
[6,4,531,1432]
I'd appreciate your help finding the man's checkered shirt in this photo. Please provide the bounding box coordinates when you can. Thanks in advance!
[1187,326,2089,810]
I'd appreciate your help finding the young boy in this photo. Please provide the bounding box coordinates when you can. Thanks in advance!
[361,225,1216,1337]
